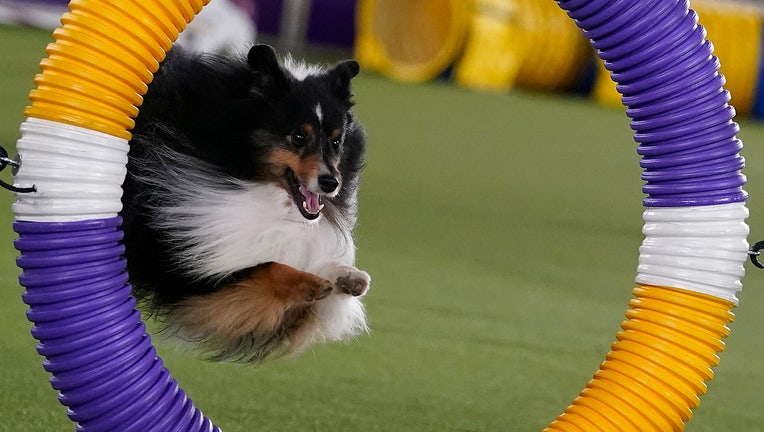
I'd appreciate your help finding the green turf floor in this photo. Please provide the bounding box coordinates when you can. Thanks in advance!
[1,23,764,432]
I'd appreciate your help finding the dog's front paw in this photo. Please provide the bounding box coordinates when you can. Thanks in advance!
[336,270,370,297]
[319,263,370,297]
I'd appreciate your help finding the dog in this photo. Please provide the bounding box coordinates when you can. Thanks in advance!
[121,44,370,363]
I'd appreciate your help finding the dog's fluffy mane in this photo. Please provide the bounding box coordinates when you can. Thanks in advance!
[121,45,368,362]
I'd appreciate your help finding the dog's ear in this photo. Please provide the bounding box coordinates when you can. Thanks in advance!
[326,60,360,101]
[247,44,288,97]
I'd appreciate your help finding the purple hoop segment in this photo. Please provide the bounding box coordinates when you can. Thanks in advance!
[14,218,221,432]
[12,0,747,431]
[560,0,746,208]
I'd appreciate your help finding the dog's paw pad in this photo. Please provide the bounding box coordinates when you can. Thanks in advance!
[335,269,370,297]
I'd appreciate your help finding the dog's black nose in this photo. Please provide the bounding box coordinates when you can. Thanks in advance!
[318,175,339,193]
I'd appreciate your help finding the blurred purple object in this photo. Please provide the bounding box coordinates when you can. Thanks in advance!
[307,0,357,46]
[255,0,357,47]
[255,0,284,35]
[0,0,67,28]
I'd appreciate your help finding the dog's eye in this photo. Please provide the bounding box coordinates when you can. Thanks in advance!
[331,138,342,150]
[292,132,307,146]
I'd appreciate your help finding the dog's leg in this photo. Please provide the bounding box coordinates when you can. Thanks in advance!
[318,262,371,297]
[170,262,334,342]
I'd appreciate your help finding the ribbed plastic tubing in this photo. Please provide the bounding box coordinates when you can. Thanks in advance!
[542,0,748,431]
[13,0,222,431]
[10,0,749,431]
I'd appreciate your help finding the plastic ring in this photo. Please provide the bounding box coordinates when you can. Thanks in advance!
[10,1,750,431]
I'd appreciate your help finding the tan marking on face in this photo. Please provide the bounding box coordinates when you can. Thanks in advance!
[265,149,321,189]
[263,149,301,182]
[295,154,320,185]
[329,129,342,140]
[301,124,314,140]
[269,149,300,167]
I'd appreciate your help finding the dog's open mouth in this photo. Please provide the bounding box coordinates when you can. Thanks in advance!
[286,169,323,220]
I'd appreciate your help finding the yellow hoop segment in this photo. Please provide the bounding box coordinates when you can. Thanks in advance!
[544,285,735,432]
[24,0,209,139]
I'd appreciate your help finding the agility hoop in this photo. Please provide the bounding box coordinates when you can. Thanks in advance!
[11,0,748,431]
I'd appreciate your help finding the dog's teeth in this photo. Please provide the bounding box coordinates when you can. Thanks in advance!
[302,201,321,215]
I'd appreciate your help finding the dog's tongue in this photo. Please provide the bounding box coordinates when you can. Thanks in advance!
[299,186,321,213]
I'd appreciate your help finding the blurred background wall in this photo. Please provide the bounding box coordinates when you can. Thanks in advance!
[2,0,763,118]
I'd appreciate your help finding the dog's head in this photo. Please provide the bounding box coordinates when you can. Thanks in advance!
[246,44,363,221]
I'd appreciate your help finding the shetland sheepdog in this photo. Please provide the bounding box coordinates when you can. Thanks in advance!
[121,44,370,363]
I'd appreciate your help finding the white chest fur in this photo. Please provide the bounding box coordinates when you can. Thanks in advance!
[151,180,356,281]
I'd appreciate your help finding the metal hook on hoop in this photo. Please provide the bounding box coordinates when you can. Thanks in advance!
[0,144,36,194]
[748,240,764,269]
